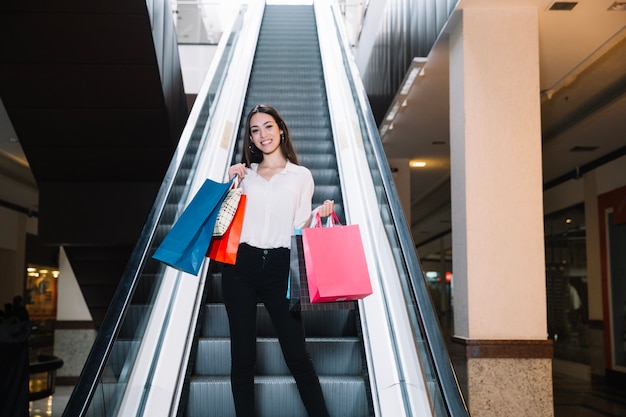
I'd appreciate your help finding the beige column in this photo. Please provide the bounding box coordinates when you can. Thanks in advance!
[448,6,553,416]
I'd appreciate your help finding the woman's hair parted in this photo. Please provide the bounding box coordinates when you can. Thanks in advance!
[241,104,300,166]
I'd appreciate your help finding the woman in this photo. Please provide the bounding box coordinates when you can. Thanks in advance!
[225,104,333,417]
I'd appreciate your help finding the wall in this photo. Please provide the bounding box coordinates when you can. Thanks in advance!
[544,155,626,215]
[56,248,92,321]
[0,171,94,383]
[544,154,626,379]
[54,247,95,383]
[0,202,37,307]
[178,44,217,94]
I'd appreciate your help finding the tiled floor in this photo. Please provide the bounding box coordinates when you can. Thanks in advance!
[29,372,626,416]
[29,385,73,417]
[553,372,626,417]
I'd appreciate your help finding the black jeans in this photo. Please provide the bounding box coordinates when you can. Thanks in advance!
[221,243,330,417]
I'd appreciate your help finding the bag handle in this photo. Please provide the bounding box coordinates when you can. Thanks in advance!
[229,173,240,189]
[313,210,342,228]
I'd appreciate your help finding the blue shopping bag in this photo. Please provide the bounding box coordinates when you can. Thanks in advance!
[152,177,234,275]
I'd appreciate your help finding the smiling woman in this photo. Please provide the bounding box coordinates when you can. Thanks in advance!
[221,104,334,417]
[243,104,300,168]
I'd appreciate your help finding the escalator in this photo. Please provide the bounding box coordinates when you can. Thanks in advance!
[185,5,370,416]
[64,2,468,417]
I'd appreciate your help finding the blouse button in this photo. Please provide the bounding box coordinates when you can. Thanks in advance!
[263,250,268,255]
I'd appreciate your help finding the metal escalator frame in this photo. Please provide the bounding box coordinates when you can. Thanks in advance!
[316,3,431,415]
[185,5,374,416]
[115,2,265,416]
[62,3,263,416]
[316,1,470,416]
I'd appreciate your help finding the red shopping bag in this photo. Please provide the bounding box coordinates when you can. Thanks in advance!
[207,194,246,264]
[302,212,373,303]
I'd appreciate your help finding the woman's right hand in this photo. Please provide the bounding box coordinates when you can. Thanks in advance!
[228,163,246,181]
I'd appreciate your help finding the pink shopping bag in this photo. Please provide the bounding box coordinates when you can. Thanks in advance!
[302,212,373,303]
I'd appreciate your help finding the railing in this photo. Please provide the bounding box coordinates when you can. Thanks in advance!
[62,3,259,416]
[29,354,64,401]
[115,1,264,414]
[316,0,469,415]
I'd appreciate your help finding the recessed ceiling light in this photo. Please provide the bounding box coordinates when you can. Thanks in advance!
[385,101,400,121]
[410,160,427,168]
[400,67,420,95]
[549,1,577,10]
[569,146,598,152]
[379,124,389,138]
[608,1,626,10]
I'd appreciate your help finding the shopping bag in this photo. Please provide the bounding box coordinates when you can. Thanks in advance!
[152,177,234,275]
[288,231,302,310]
[289,230,354,311]
[302,212,373,303]
[207,194,246,264]
[213,184,242,237]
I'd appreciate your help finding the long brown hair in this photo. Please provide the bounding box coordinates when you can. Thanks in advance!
[241,104,300,166]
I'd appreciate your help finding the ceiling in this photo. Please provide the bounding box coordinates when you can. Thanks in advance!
[1,0,625,260]
[379,0,626,259]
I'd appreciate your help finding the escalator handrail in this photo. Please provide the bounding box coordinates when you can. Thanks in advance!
[62,6,248,416]
[326,1,470,416]
[121,2,265,415]
[318,1,438,414]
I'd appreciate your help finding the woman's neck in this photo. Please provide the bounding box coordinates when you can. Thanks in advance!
[259,153,288,169]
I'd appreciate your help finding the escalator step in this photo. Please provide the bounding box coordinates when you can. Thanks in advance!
[201,304,357,338]
[308,169,341,185]
[194,337,362,376]
[298,154,338,170]
[187,375,369,417]
[189,4,365,416]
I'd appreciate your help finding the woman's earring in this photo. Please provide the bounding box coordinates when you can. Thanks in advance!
[281,133,285,143]
[248,144,255,153]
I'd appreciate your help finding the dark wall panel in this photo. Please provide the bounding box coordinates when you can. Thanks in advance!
[38,182,160,246]
[26,234,60,267]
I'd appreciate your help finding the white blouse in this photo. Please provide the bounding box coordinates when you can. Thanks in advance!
[239,161,314,249]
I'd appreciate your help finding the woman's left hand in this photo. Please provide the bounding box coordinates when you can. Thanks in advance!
[316,199,334,217]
